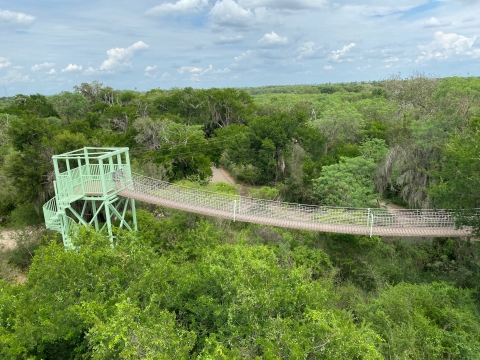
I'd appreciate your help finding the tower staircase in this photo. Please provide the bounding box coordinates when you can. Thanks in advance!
[43,147,137,247]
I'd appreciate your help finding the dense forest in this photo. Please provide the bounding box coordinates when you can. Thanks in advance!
[1,74,480,359]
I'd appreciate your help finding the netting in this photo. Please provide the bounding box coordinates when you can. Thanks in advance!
[118,173,472,237]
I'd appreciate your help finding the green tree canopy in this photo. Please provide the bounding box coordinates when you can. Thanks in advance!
[429,117,480,235]
[313,156,378,207]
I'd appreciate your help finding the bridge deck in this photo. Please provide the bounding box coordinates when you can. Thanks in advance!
[119,184,471,238]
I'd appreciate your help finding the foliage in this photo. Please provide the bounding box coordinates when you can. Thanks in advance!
[5,204,43,228]
[1,77,480,358]
[1,214,479,359]
[85,299,196,359]
[358,282,480,359]
[429,117,480,235]
[248,186,281,200]
[3,94,59,118]
[312,97,364,155]
[314,156,378,207]
[0,170,17,223]
[49,91,90,123]
[0,226,46,270]
[359,138,388,164]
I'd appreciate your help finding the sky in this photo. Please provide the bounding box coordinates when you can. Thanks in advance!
[1,0,479,95]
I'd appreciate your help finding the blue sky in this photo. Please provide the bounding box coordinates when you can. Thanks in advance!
[1,0,479,94]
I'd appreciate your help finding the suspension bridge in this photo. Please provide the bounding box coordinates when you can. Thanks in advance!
[44,147,472,247]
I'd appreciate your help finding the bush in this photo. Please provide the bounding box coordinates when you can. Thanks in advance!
[7,203,43,228]
[1,226,47,270]
[358,282,480,359]
[248,186,281,200]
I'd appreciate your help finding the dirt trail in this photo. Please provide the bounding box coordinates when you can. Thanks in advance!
[0,228,16,250]
[210,167,254,196]
[211,167,236,185]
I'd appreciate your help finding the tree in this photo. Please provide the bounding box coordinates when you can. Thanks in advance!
[214,110,309,184]
[429,118,480,235]
[376,73,449,207]
[73,80,104,104]
[0,113,18,147]
[50,91,90,123]
[433,76,480,122]
[5,114,56,210]
[139,120,212,181]
[204,88,254,129]
[102,104,137,134]
[85,299,196,359]
[312,98,364,156]
[384,71,439,117]
[0,170,17,222]
[134,116,166,151]
[358,282,480,359]
[359,138,388,164]
[4,94,59,118]
[313,156,378,207]
[53,130,88,155]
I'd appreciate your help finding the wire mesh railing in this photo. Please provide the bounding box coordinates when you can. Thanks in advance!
[122,173,471,236]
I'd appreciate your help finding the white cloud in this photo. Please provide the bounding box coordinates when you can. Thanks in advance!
[0,69,30,84]
[61,64,83,72]
[238,0,326,10]
[341,3,427,17]
[417,31,479,62]
[144,65,158,78]
[356,65,371,71]
[462,16,475,23]
[84,67,97,76]
[209,0,266,28]
[178,65,203,74]
[212,67,231,74]
[215,35,244,45]
[423,17,451,28]
[323,65,334,70]
[0,57,12,70]
[47,69,56,75]
[177,64,212,78]
[296,41,324,59]
[0,9,35,25]
[145,0,208,16]
[86,41,149,74]
[258,31,288,47]
[235,50,253,61]
[145,65,157,72]
[162,72,171,78]
[383,56,399,62]
[31,62,54,72]
[329,43,355,62]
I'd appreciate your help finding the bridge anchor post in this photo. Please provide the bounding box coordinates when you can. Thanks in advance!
[233,200,237,222]
[368,209,374,237]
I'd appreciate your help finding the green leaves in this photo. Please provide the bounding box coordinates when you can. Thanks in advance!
[85,299,196,359]
[49,91,90,123]
[313,156,378,207]
[2,215,480,359]
[429,118,480,234]
[312,98,364,156]
[358,282,480,359]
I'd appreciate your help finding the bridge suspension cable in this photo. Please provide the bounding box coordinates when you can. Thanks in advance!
[43,147,473,248]
[118,173,471,238]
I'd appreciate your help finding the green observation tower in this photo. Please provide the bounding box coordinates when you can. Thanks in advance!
[43,147,137,248]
